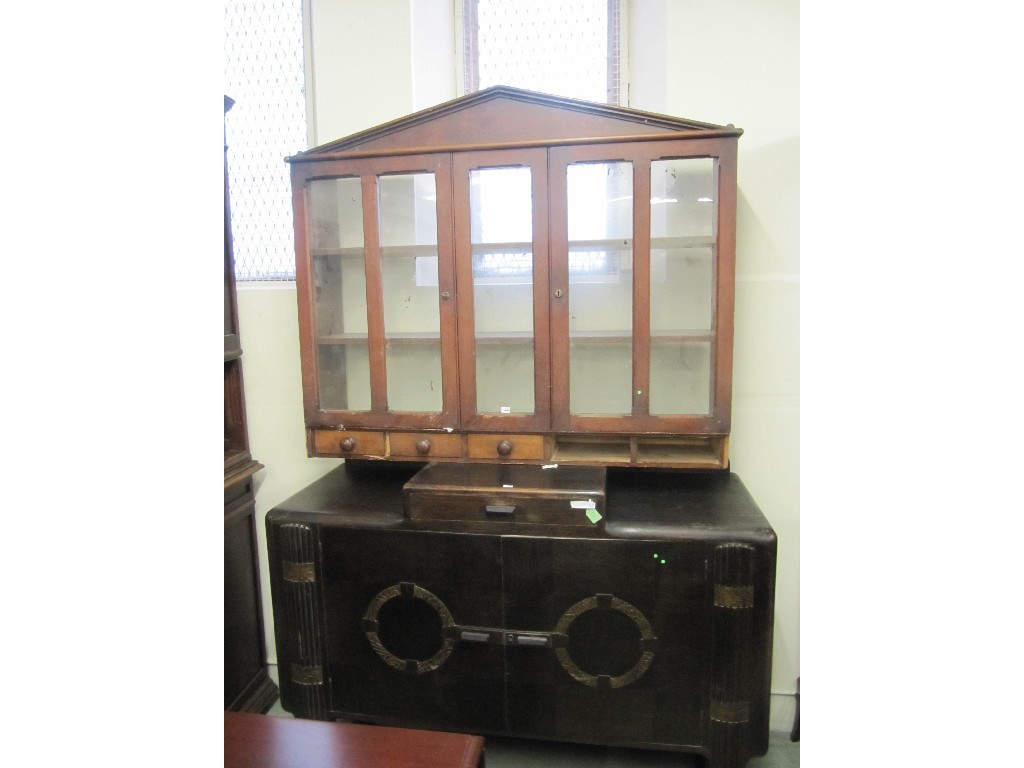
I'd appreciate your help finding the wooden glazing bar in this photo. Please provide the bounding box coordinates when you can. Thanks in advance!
[360,174,387,415]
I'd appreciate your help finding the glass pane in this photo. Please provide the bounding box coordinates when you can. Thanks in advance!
[316,343,371,411]
[650,247,713,333]
[309,177,364,251]
[309,177,370,411]
[567,161,632,416]
[649,341,711,416]
[649,159,716,415]
[470,166,535,415]
[569,341,632,415]
[650,158,715,241]
[378,173,443,413]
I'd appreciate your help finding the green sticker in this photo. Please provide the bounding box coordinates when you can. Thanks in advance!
[586,508,603,524]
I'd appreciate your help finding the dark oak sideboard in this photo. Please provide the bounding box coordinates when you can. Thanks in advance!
[266,461,775,768]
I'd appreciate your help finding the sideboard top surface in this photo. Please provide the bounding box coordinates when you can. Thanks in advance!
[267,462,774,544]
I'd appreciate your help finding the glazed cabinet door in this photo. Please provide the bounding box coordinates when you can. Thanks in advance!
[453,149,551,433]
[292,154,459,429]
[549,140,737,437]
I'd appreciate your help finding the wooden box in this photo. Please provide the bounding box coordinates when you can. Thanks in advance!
[403,462,606,526]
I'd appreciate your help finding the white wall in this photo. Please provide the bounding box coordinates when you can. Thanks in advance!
[236,0,799,731]
[634,0,802,729]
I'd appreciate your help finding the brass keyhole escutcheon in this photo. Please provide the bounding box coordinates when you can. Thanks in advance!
[554,289,563,298]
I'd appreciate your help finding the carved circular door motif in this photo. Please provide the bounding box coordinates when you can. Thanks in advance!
[553,595,656,689]
[362,583,455,674]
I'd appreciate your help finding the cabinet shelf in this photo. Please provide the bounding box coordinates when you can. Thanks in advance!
[650,236,715,250]
[567,330,713,343]
[314,331,713,346]
[561,236,715,251]
[318,333,445,345]
[312,247,365,258]
[313,246,440,259]
[317,334,369,345]
[474,331,533,344]
[650,330,714,342]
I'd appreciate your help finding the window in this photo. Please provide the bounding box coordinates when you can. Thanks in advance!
[462,0,623,104]
[224,0,308,282]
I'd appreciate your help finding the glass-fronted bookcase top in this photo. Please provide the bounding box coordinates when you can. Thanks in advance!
[288,87,740,466]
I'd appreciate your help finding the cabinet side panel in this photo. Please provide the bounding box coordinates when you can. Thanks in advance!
[224,492,265,708]
[269,521,329,719]
[708,543,759,766]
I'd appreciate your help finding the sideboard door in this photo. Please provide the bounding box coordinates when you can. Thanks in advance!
[502,536,712,747]
[319,528,506,731]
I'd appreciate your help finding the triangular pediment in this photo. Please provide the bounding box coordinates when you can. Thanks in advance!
[292,86,737,160]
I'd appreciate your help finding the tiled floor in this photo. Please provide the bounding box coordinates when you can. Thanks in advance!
[481,733,798,767]
[266,694,799,767]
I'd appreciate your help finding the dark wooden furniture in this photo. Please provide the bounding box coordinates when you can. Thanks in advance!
[224,712,486,768]
[266,461,776,768]
[225,95,278,713]
[286,86,741,470]
[269,89,776,767]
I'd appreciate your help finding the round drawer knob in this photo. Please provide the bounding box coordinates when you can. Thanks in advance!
[496,440,514,457]
[415,439,432,455]
[340,437,357,452]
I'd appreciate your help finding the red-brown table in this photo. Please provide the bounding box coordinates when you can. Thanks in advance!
[225,712,486,768]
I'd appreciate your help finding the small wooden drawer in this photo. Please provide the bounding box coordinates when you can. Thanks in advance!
[389,432,463,459]
[312,429,386,457]
[466,433,545,460]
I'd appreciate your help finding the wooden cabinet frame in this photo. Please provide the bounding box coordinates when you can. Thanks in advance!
[287,87,743,468]
[548,138,737,435]
[292,153,460,430]
[453,148,551,433]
